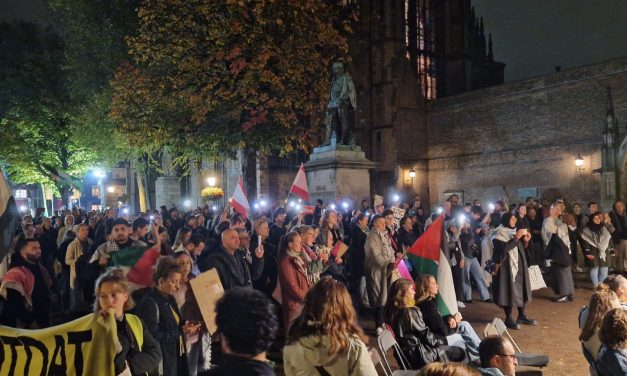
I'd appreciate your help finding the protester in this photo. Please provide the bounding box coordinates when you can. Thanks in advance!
[477,336,518,376]
[383,279,466,368]
[277,231,311,326]
[348,213,369,311]
[268,207,287,250]
[460,218,491,303]
[130,217,150,245]
[579,284,620,361]
[415,274,481,361]
[94,268,162,375]
[205,228,263,290]
[444,219,466,308]
[543,204,574,302]
[610,200,627,274]
[201,288,278,375]
[581,212,613,287]
[604,274,627,308]
[57,228,76,312]
[176,234,206,277]
[65,223,93,311]
[136,256,201,376]
[0,237,53,328]
[284,277,377,376]
[57,214,75,246]
[365,216,402,329]
[491,212,535,330]
[251,218,279,299]
[173,252,212,375]
[596,308,627,376]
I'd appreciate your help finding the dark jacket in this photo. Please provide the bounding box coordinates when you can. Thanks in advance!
[1,253,52,328]
[348,225,368,279]
[136,288,188,376]
[200,355,275,376]
[115,314,162,375]
[491,233,532,308]
[251,238,278,298]
[205,247,263,290]
[389,306,445,369]
[268,223,286,250]
[610,211,627,242]
[416,297,454,343]
[397,227,417,250]
[596,347,627,376]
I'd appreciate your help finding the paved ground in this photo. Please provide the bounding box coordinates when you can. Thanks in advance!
[357,270,593,376]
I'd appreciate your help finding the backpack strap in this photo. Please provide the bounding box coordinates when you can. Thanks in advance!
[125,314,144,351]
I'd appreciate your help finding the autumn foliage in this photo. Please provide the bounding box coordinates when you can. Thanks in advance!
[110,0,354,161]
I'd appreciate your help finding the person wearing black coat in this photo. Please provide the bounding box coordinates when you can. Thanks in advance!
[136,258,200,376]
[348,214,369,310]
[383,279,465,369]
[205,229,264,291]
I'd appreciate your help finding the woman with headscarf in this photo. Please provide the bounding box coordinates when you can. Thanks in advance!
[543,204,575,303]
[490,212,535,330]
[581,212,613,287]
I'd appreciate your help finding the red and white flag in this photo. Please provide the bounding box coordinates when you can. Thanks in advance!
[230,177,250,218]
[289,163,310,202]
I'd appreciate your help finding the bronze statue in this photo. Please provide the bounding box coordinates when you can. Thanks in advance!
[324,61,357,145]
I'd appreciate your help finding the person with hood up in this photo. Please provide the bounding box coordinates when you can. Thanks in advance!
[283,277,377,376]
[542,203,574,303]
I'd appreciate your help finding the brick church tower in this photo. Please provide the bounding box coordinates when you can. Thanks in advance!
[350,0,504,198]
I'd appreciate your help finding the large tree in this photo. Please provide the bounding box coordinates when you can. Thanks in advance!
[0,22,99,206]
[110,0,354,170]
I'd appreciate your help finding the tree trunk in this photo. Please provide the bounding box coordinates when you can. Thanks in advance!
[137,172,147,213]
[144,171,152,211]
[241,147,257,200]
[59,185,71,209]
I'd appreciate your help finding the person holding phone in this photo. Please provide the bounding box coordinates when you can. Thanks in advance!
[491,212,535,330]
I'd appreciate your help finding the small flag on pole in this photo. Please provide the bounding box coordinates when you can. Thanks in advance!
[230,177,251,218]
[0,171,20,262]
[289,163,310,202]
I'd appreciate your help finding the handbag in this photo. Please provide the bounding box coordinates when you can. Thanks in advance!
[528,264,547,291]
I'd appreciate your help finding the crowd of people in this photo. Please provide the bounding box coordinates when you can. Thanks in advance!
[3,193,627,375]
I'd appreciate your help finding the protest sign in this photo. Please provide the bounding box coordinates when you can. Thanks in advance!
[189,268,224,334]
[391,206,406,229]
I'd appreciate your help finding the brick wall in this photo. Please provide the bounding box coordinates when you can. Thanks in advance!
[424,57,627,209]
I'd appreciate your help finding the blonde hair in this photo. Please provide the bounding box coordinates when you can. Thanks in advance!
[580,283,619,341]
[93,268,134,312]
[599,308,627,350]
[418,362,480,376]
[383,279,414,326]
[415,274,436,304]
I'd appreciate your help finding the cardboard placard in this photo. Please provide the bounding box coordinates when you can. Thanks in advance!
[189,268,224,335]
[391,206,406,229]
[302,205,315,215]
[374,195,384,207]
[331,241,349,258]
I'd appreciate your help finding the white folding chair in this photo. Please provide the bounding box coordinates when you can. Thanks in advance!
[369,348,416,376]
[375,326,417,376]
[488,317,549,368]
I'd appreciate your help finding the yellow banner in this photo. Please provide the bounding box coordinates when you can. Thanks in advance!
[0,313,117,376]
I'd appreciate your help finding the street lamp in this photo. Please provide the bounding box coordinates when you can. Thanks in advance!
[107,186,115,193]
[93,169,107,211]
[408,169,416,179]
[207,176,216,187]
[575,154,584,176]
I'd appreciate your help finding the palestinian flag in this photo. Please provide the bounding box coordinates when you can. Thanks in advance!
[0,171,20,262]
[406,215,458,316]
[110,245,160,287]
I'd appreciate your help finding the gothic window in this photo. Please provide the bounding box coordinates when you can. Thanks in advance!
[405,0,437,100]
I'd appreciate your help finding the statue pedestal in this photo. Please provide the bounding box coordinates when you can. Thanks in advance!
[305,141,377,205]
[155,176,181,208]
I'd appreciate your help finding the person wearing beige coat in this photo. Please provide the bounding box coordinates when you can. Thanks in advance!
[65,224,92,310]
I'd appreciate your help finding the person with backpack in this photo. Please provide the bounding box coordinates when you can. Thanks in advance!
[94,268,162,375]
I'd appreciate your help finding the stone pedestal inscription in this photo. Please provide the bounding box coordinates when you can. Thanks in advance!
[155,176,181,208]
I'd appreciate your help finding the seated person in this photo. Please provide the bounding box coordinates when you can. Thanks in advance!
[579,284,620,361]
[383,279,466,369]
[477,336,517,376]
[415,274,482,361]
[596,308,627,376]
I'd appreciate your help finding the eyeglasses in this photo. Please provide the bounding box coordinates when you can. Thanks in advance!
[499,354,517,361]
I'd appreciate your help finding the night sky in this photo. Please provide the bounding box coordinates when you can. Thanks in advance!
[2,0,627,83]
[474,0,627,82]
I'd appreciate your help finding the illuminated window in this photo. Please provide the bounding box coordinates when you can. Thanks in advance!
[92,185,100,197]
[15,189,27,199]
[405,0,437,100]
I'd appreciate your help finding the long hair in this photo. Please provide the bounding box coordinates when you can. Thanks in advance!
[579,283,619,341]
[599,308,627,350]
[286,277,366,356]
[383,279,414,326]
[415,274,435,304]
[320,209,337,231]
